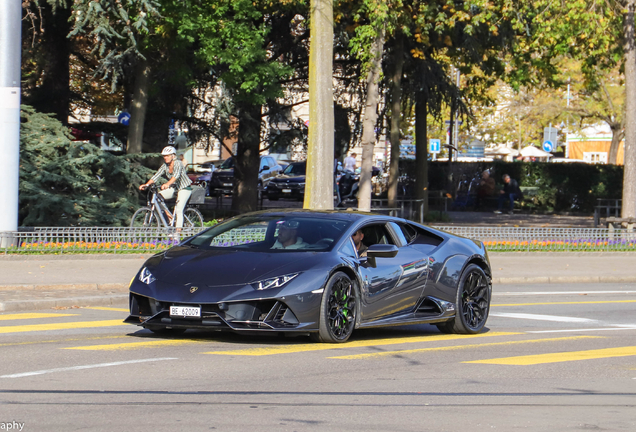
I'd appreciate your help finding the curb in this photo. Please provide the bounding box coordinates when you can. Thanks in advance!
[0,283,128,291]
[493,276,636,285]
[0,294,128,312]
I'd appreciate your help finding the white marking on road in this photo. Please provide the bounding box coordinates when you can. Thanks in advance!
[528,327,636,334]
[496,291,636,296]
[0,358,178,379]
[490,312,597,323]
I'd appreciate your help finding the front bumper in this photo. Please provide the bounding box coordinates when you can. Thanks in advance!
[125,292,315,332]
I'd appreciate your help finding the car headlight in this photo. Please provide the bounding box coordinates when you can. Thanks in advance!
[139,267,156,285]
[253,273,299,291]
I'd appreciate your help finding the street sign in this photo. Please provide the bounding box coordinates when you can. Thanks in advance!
[542,140,554,152]
[543,126,557,147]
[117,112,130,126]
[429,139,441,153]
[444,120,463,125]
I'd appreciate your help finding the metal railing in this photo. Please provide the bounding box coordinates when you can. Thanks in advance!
[432,226,636,252]
[1,225,636,253]
[0,227,207,254]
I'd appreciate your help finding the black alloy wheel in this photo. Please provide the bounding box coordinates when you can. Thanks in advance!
[437,264,491,334]
[311,272,357,343]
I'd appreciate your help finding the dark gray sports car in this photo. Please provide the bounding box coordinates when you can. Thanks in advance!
[125,210,492,343]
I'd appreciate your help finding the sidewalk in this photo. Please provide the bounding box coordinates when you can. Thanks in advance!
[1,250,635,312]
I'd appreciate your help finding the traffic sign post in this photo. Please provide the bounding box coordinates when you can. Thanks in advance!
[542,140,554,152]
[430,139,441,161]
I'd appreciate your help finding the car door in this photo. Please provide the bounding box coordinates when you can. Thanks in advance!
[355,222,428,322]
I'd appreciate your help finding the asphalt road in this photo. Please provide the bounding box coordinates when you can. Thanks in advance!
[1,283,635,432]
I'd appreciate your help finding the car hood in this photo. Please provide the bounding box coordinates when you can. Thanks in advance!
[151,246,318,286]
[271,174,306,183]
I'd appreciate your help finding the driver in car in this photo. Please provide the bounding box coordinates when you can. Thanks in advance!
[271,220,309,249]
[352,229,368,257]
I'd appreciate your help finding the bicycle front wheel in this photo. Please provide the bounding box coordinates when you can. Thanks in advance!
[183,208,204,228]
[131,207,159,228]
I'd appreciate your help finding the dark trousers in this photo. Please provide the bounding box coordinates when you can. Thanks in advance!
[498,193,518,211]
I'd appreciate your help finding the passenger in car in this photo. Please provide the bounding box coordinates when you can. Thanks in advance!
[351,229,368,257]
[271,220,309,249]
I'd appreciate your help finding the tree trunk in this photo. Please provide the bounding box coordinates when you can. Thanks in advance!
[358,29,385,212]
[231,102,261,213]
[623,0,636,218]
[388,34,404,209]
[415,95,428,219]
[304,0,334,210]
[608,121,625,165]
[126,58,150,154]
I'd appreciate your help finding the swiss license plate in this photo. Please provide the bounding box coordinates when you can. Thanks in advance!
[170,306,201,318]
[282,189,292,193]
[223,183,232,187]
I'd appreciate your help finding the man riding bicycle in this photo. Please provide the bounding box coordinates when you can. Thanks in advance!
[139,146,192,230]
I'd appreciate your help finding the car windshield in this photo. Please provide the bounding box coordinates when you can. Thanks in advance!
[283,163,306,176]
[187,215,351,252]
[219,157,234,169]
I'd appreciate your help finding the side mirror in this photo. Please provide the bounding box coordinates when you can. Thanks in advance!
[366,244,398,258]
[261,165,270,171]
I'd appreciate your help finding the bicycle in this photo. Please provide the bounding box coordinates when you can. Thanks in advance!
[131,184,204,229]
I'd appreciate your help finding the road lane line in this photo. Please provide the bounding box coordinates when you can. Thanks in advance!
[528,327,636,334]
[0,335,127,347]
[203,332,521,356]
[465,346,636,366]
[496,291,636,296]
[489,313,597,323]
[329,336,603,360]
[65,339,210,351]
[0,320,126,334]
[0,358,178,379]
[492,300,636,307]
[0,313,79,321]
[84,307,128,312]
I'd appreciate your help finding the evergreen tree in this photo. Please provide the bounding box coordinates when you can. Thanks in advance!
[19,106,153,226]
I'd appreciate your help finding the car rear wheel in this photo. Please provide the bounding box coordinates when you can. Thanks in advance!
[437,264,491,334]
[311,272,357,343]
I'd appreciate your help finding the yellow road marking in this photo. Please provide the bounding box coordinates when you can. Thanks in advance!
[0,320,126,334]
[465,346,636,365]
[84,307,129,312]
[0,335,126,348]
[0,313,78,321]
[203,332,521,356]
[492,300,636,307]
[329,336,603,359]
[65,339,210,351]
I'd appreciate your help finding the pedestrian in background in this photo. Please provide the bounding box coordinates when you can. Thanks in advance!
[495,174,522,215]
[343,152,357,172]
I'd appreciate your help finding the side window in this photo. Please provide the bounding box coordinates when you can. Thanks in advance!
[268,157,276,168]
[399,223,418,244]
[339,238,357,258]
[260,158,267,170]
[359,223,395,247]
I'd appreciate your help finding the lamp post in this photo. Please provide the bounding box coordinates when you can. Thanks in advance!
[0,0,22,246]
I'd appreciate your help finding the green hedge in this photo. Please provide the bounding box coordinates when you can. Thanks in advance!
[400,160,623,213]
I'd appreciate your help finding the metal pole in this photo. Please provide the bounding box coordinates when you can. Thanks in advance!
[0,0,22,246]
[453,68,460,159]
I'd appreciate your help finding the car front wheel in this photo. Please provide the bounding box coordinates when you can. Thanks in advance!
[437,264,491,334]
[311,272,357,343]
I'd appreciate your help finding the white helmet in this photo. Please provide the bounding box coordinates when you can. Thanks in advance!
[161,146,177,156]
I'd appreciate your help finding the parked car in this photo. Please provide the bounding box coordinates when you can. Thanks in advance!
[208,155,282,196]
[125,210,492,342]
[265,161,306,201]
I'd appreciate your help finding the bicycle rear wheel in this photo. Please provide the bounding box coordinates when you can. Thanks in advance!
[183,208,204,228]
[131,207,159,228]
